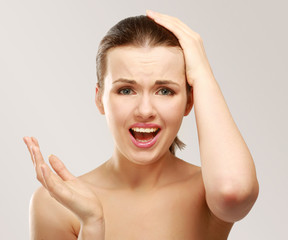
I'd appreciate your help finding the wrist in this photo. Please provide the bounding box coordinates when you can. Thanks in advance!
[187,65,215,87]
[78,219,105,240]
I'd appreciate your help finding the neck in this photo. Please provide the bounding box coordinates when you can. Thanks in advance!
[105,149,177,191]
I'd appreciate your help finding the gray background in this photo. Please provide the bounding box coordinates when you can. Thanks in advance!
[0,0,287,239]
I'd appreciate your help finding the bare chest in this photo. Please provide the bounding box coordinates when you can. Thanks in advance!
[100,183,211,240]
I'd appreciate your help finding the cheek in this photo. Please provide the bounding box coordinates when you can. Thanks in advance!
[156,96,187,124]
[104,96,132,128]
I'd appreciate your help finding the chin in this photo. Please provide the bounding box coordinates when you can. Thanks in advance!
[126,149,170,166]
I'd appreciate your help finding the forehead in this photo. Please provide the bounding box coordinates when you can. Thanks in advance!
[105,46,185,82]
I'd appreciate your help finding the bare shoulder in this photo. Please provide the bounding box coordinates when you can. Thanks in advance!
[30,164,107,239]
[173,158,202,183]
[171,159,205,201]
[78,161,118,190]
[30,186,78,240]
[175,159,234,234]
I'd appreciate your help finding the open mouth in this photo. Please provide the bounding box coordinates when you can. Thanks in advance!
[129,127,160,143]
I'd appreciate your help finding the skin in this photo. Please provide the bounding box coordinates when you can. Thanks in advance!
[23,10,259,240]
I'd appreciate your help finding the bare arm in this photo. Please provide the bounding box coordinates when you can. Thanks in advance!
[30,187,78,240]
[24,137,105,239]
[147,10,259,223]
[192,70,259,222]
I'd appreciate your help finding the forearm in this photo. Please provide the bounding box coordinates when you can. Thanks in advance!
[193,73,258,221]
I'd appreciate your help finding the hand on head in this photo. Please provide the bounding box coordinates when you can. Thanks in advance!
[146,10,214,86]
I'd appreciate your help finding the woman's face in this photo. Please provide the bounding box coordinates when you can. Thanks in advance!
[96,46,192,165]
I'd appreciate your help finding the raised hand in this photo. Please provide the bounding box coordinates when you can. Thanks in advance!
[146,11,259,224]
[146,10,214,86]
[23,137,104,227]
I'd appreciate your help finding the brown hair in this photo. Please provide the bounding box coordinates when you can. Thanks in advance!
[96,15,190,155]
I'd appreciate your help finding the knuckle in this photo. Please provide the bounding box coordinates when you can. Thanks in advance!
[48,181,57,192]
[36,174,42,182]
[48,190,56,200]
[189,32,202,43]
[33,146,40,153]
[172,16,179,22]
[57,164,66,173]
[194,33,202,41]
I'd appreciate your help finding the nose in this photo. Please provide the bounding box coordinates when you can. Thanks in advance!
[134,94,156,121]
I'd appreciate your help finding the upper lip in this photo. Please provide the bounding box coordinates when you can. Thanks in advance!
[129,123,161,129]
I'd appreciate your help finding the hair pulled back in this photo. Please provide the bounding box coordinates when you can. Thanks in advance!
[96,15,188,155]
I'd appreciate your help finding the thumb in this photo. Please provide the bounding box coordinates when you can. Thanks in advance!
[48,155,75,181]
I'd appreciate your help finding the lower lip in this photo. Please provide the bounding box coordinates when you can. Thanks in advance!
[129,130,160,148]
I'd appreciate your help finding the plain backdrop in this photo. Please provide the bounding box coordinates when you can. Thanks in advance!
[0,0,287,239]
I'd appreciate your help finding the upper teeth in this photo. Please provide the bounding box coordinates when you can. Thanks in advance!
[131,127,158,133]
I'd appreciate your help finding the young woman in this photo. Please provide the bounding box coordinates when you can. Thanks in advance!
[23,10,259,240]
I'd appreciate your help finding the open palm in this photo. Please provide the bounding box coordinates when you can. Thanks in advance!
[23,137,104,225]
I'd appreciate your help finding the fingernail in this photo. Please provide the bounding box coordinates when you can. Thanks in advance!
[48,154,53,161]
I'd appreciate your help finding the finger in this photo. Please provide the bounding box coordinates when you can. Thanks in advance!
[147,10,180,24]
[48,155,76,181]
[146,10,182,28]
[146,10,199,40]
[146,10,186,28]
[31,145,45,165]
[146,10,180,31]
[23,137,36,167]
[32,145,46,184]
[31,136,40,147]
[40,164,75,206]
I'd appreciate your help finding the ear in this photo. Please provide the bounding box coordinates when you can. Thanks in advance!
[184,87,193,116]
[95,84,105,115]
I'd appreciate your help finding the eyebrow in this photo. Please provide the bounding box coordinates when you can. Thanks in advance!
[113,78,136,84]
[113,78,180,86]
[155,80,179,86]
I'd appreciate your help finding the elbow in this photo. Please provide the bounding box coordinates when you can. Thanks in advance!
[222,178,259,205]
[208,178,259,222]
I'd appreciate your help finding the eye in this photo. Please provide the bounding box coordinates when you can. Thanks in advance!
[157,88,175,96]
[118,88,134,95]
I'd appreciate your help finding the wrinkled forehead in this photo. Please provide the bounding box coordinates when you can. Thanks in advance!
[105,46,186,84]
